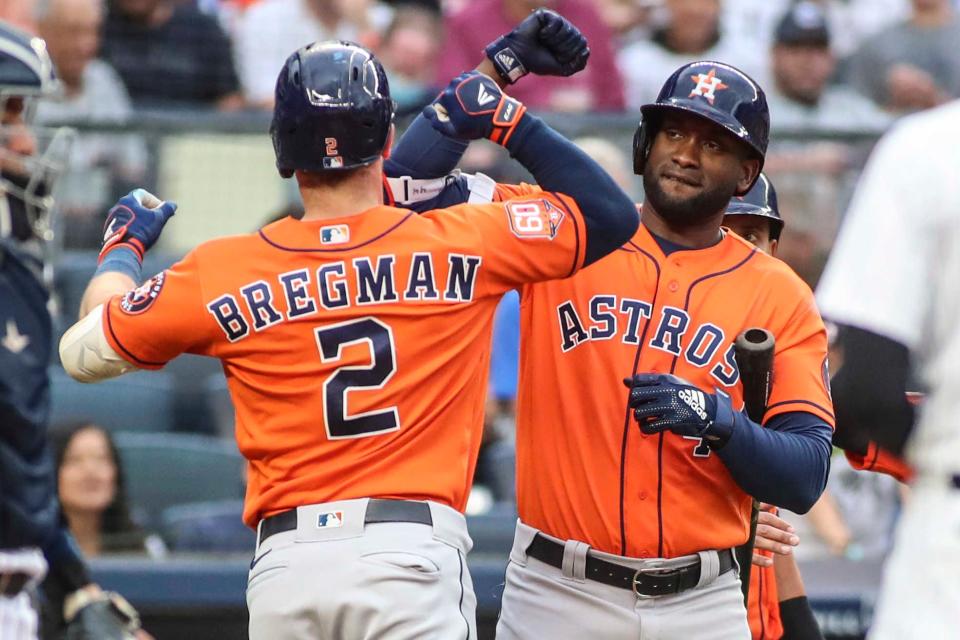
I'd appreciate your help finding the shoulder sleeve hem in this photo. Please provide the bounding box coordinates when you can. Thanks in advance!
[102,302,167,370]
[764,399,835,428]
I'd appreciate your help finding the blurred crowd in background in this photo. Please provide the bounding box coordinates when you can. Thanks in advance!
[5,0,952,565]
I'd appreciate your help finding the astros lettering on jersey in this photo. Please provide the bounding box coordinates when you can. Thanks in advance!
[101,196,586,527]
[496,183,833,558]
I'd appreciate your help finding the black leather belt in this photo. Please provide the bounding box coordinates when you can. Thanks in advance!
[0,572,31,597]
[259,499,433,545]
[526,534,735,597]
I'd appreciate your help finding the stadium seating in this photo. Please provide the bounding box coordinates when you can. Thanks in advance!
[113,432,245,529]
[161,499,253,553]
[49,366,177,433]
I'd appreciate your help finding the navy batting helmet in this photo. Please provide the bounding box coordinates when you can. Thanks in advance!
[0,21,73,243]
[632,61,769,191]
[724,173,783,240]
[271,41,394,178]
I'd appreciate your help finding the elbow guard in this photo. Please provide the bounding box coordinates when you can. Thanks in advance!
[58,305,136,382]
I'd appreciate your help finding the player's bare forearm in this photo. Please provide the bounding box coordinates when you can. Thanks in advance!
[803,489,851,556]
[79,272,136,318]
[773,550,807,601]
[477,59,509,89]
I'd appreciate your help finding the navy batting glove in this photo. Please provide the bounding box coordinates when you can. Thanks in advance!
[423,72,526,145]
[99,189,177,264]
[485,8,591,84]
[624,373,736,447]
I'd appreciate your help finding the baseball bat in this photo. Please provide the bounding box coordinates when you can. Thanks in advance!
[732,327,775,607]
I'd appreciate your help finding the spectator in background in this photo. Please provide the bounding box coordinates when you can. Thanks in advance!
[722,0,909,62]
[236,0,392,109]
[785,454,903,562]
[618,0,760,110]
[375,5,442,114]
[593,0,656,46]
[100,0,243,110]
[765,2,890,132]
[848,0,960,112]
[35,0,148,249]
[50,422,167,559]
[761,3,888,287]
[438,0,624,112]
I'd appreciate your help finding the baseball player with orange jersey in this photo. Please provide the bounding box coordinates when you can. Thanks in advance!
[399,60,834,639]
[56,37,639,639]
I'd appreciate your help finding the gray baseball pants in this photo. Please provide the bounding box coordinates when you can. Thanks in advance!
[246,498,476,640]
[496,520,751,640]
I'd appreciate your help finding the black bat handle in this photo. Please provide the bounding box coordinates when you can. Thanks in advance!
[735,328,775,423]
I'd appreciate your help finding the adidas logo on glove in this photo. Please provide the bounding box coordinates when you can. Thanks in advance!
[678,388,708,420]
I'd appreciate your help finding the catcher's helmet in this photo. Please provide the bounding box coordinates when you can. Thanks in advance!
[724,173,783,240]
[271,41,394,178]
[0,21,73,243]
[633,61,769,192]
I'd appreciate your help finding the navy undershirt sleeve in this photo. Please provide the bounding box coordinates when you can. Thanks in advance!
[502,114,638,265]
[385,114,468,179]
[387,113,639,265]
[716,410,832,514]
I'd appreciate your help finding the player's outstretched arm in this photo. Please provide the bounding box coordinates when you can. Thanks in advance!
[60,190,176,383]
[424,72,637,264]
[387,8,589,182]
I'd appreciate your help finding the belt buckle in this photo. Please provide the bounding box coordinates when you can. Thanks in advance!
[631,560,668,598]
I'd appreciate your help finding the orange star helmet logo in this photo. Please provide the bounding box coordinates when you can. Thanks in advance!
[688,68,728,104]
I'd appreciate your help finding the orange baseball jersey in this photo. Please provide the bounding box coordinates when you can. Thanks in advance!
[747,527,783,640]
[843,391,919,483]
[102,197,587,527]
[496,184,834,558]
[844,442,913,483]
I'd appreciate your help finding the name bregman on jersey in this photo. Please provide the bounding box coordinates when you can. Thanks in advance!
[205,253,482,342]
[556,296,741,386]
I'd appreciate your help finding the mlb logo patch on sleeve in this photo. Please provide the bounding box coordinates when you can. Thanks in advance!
[121,272,166,314]
[505,199,565,240]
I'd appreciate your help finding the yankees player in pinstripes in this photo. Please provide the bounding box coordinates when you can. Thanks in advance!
[817,99,960,640]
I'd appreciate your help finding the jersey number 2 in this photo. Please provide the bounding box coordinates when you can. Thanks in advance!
[314,317,399,439]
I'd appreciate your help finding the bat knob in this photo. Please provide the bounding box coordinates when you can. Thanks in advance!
[737,328,775,351]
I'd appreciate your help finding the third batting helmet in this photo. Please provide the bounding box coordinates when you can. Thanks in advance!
[270,41,394,178]
[632,61,769,192]
[724,173,784,240]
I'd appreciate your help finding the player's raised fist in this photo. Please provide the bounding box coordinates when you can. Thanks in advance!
[99,189,177,264]
[485,8,590,83]
[423,71,527,145]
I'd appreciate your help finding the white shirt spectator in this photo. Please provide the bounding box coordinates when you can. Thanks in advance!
[618,36,759,111]
[235,0,391,107]
[36,60,147,226]
[723,0,910,60]
[766,84,891,133]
